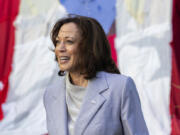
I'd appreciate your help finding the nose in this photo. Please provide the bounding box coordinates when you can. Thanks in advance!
[56,41,66,52]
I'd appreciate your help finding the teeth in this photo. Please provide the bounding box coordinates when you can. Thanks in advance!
[60,57,69,60]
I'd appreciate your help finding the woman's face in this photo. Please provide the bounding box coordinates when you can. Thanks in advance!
[55,22,81,73]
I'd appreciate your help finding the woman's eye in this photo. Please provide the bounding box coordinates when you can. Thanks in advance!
[66,40,74,44]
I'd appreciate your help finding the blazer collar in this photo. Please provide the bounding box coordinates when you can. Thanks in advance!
[74,71,109,135]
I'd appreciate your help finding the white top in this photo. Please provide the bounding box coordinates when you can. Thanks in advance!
[65,73,87,135]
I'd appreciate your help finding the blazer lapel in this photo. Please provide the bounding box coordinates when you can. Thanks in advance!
[51,76,68,135]
[74,72,109,135]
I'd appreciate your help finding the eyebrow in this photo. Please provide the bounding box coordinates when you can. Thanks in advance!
[56,36,75,40]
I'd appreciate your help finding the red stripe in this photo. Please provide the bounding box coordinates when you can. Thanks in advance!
[0,0,20,120]
[107,34,118,65]
[170,0,180,134]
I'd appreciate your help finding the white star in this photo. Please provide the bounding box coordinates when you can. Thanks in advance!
[0,81,4,91]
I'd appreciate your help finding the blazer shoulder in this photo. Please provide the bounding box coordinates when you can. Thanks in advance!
[103,72,130,84]
[43,75,65,103]
[103,72,137,93]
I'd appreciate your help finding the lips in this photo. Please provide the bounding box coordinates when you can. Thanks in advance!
[59,56,70,63]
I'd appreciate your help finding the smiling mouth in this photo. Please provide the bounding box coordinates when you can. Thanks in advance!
[59,56,70,63]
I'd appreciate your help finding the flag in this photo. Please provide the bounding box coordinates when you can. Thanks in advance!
[170,0,180,134]
[0,0,180,134]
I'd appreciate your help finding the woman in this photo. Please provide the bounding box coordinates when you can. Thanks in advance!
[44,15,149,135]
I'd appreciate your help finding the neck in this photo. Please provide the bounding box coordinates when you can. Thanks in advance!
[69,72,88,87]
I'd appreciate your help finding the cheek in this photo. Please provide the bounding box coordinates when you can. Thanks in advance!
[54,48,58,55]
[68,46,76,56]
[71,51,80,68]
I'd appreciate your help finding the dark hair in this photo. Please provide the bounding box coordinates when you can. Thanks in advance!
[51,14,120,79]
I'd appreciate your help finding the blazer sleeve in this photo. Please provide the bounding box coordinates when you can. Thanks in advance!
[120,77,149,135]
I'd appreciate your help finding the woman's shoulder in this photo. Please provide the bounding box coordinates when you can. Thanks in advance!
[98,71,135,88]
[48,75,65,88]
[44,75,65,99]
[98,71,130,81]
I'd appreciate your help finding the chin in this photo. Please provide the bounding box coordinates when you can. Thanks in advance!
[59,68,67,72]
[60,67,70,72]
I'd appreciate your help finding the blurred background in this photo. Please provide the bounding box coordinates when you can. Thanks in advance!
[0,0,180,134]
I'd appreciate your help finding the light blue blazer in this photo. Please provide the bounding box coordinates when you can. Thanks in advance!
[44,71,149,135]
